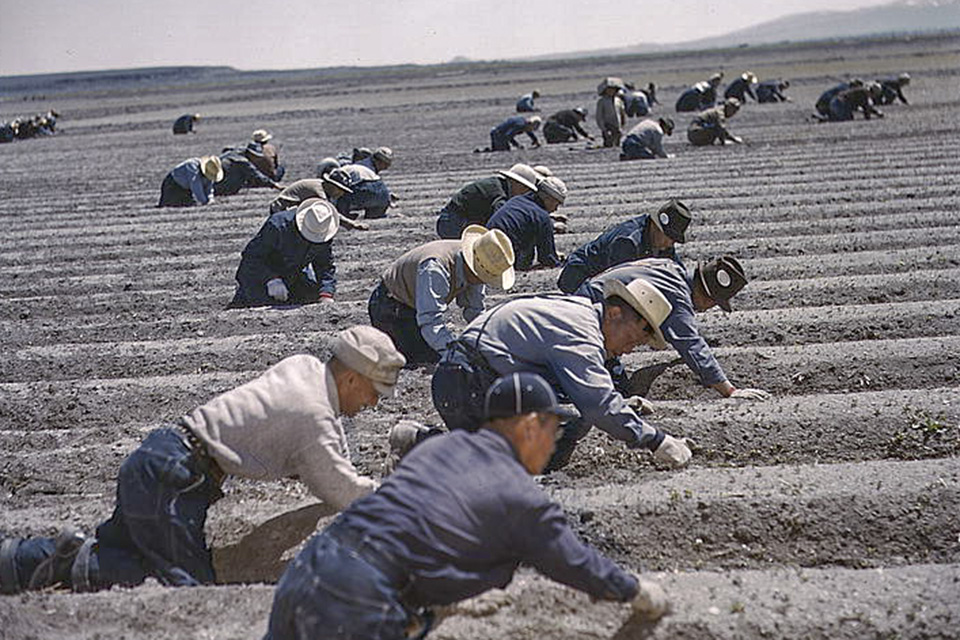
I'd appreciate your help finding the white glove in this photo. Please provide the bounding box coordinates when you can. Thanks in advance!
[730,387,770,401]
[625,395,655,415]
[266,278,289,302]
[652,434,692,468]
[631,579,670,621]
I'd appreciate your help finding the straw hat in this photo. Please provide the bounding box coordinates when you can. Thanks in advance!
[496,163,538,190]
[322,168,354,194]
[603,278,673,350]
[252,129,272,143]
[461,225,516,290]
[200,155,223,182]
[295,198,340,244]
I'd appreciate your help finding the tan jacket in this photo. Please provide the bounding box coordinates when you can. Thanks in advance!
[180,355,376,510]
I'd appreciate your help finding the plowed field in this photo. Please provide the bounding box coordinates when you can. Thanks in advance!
[1,33,958,639]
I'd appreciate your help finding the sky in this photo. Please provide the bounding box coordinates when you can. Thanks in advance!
[0,0,903,77]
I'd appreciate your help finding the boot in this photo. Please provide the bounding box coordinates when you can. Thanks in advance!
[27,527,86,591]
[0,537,24,594]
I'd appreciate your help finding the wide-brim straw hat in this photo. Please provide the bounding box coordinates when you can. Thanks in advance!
[321,168,354,194]
[603,278,673,350]
[201,155,224,182]
[496,163,538,191]
[252,129,272,143]
[295,198,340,244]
[461,224,516,291]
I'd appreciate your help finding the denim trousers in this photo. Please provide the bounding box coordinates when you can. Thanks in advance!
[621,134,656,160]
[265,522,413,640]
[435,208,467,240]
[430,345,498,432]
[368,282,439,365]
[230,265,324,308]
[337,180,391,219]
[13,428,219,590]
[158,174,196,207]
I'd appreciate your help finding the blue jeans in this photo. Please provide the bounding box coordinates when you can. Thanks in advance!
[828,96,854,121]
[13,428,220,590]
[336,180,391,219]
[158,174,196,207]
[266,522,413,640]
[621,134,656,160]
[435,208,467,239]
[431,344,499,432]
[230,262,329,308]
[368,282,439,365]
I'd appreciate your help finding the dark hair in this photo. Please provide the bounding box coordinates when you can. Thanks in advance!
[604,295,654,335]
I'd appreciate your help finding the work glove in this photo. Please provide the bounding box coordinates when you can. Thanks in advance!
[625,395,655,415]
[730,387,770,401]
[266,278,289,302]
[652,434,692,468]
[631,579,670,621]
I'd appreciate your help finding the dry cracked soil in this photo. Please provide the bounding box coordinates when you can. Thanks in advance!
[1,32,959,640]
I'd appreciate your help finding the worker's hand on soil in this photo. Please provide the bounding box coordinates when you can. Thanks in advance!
[730,387,770,401]
[625,395,655,415]
[652,434,692,467]
[630,579,670,621]
[266,278,289,302]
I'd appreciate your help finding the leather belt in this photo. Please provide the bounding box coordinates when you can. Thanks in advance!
[174,423,227,488]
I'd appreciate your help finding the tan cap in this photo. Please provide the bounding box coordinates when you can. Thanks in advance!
[603,278,673,350]
[331,326,406,396]
[200,155,223,183]
[252,129,272,143]
[537,175,567,205]
[461,224,516,290]
[295,198,339,244]
[373,146,393,166]
[496,163,538,191]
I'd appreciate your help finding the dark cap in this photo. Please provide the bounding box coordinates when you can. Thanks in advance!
[658,117,675,136]
[484,372,579,421]
[244,141,265,158]
[697,256,747,312]
[651,199,691,243]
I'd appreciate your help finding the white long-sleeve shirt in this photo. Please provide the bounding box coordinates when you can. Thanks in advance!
[180,355,376,510]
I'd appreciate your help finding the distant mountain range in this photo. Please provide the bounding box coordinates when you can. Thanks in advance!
[524,0,960,60]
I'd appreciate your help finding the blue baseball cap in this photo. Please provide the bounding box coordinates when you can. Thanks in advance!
[484,372,580,421]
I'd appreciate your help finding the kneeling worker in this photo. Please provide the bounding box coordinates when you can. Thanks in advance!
[432,278,692,471]
[230,198,340,307]
[576,256,770,401]
[369,226,516,365]
[266,371,669,640]
[0,326,404,594]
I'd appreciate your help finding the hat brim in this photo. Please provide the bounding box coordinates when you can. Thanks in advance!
[372,380,395,397]
[461,226,516,290]
[604,279,668,349]
[321,175,354,194]
[547,405,580,420]
[495,169,537,191]
[650,211,686,244]
[295,200,340,244]
[697,262,733,313]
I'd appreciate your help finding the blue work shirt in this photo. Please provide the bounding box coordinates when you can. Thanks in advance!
[234,209,336,298]
[415,255,484,352]
[338,428,639,607]
[452,295,664,449]
[492,116,539,148]
[170,158,214,205]
[576,258,727,387]
[516,93,537,112]
[558,214,681,293]
[487,193,561,270]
